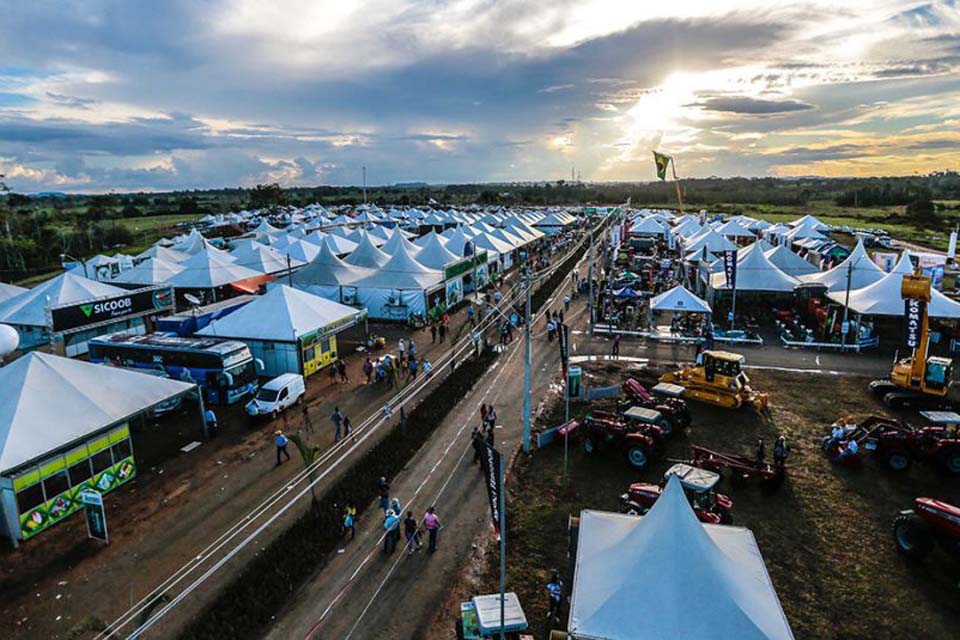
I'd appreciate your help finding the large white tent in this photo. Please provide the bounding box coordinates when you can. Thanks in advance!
[110,257,185,285]
[789,214,830,230]
[568,476,794,640]
[0,282,27,303]
[0,272,125,330]
[710,243,799,292]
[167,249,263,289]
[826,252,960,318]
[293,241,371,301]
[716,219,756,239]
[797,239,886,292]
[764,246,819,277]
[345,231,391,268]
[415,231,460,270]
[198,285,365,377]
[352,242,443,319]
[684,228,738,259]
[230,242,298,274]
[380,227,422,256]
[629,217,668,237]
[135,245,189,263]
[650,285,712,314]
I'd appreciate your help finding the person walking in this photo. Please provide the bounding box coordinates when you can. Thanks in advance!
[363,356,374,384]
[438,323,446,343]
[398,338,406,361]
[329,361,338,385]
[755,438,766,464]
[383,509,401,554]
[204,408,219,438]
[404,511,422,554]
[406,357,418,383]
[343,504,356,541]
[408,339,416,360]
[430,322,438,344]
[493,289,501,304]
[472,425,485,465]
[342,415,352,440]
[486,404,497,430]
[546,572,564,622]
[423,359,433,379]
[563,294,571,311]
[377,477,390,512]
[337,358,349,383]
[424,506,442,552]
[467,303,475,327]
[331,407,344,442]
[480,403,488,426]
[612,333,621,359]
[773,435,790,467]
[274,429,291,466]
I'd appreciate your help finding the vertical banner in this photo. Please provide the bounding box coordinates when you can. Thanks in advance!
[722,250,738,290]
[480,442,503,536]
[81,489,108,543]
[567,365,582,400]
[948,226,958,261]
[557,323,570,373]
[904,298,925,351]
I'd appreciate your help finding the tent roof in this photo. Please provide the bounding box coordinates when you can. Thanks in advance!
[414,228,449,249]
[569,476,794,640]
[784,225,828,242]
[442,226,475,257]
[710,244,798,292]
[415,232,460,269]
[826,252,960,318]
[323,234,359,256]
[197,285,362,342]
[797,239,885,292]
[135,245,189,263]
[650,285,712,313]
[231,242,299,274]
[381,227,423,256]
[175,228,220,255]
[110,257,185,285]
[167,250,263,288]
[629,217,668,236]
[0,272,126,327]
[0,352,194,474]
[0,282,27,304]
[790,214,829,230]
[716,219,756,238]
[684,228,738,256]
[345,231,391,268]
[293,240,371,287]
[353,242,443,290]
[763,246,819,277]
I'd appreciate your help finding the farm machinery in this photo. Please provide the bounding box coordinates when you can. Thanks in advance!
[569,408,670,470]
[620,463,733,524]
[822,413,960,475]
[892,497,960,560]
[869,271,954,409]
[621,378,691,431]
[685,445,786,487]
[659,350,768,411]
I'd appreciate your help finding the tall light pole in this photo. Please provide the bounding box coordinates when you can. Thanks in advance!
[587,231,594,335]
[60,253,89,279]
[362,166,367,204]
[522,268,532,453]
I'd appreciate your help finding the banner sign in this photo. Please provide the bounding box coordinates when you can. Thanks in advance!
[81,489,108,543]
[480,442,503,536]
[567,365,582,400]
[904,298,925,351]
[722,251,737,290]
[917,253,946,291]
[49,286,174,335]
[557,323,570,371]
[873,252,897,273]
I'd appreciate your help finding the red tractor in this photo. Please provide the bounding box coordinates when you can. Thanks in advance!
[622,378,691,432]
[573,410,667,470]
[822,415,960,475]
[892,497,960,560]
[620,464,733,524]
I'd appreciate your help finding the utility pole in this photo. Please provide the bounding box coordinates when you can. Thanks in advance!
[287,254,294,287]
[841,260,853,349]
[362,166,367,204]
[498,454,506,640]
[522,269,532,453]
[587,232,594,335]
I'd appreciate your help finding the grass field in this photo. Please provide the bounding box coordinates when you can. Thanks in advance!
[472,364,960,640]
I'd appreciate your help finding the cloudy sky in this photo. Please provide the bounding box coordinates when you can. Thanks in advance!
[0,0,959,193]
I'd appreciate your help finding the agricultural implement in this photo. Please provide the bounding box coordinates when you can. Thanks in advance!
[686,445,785,486]
[823,413,960,475]
[893,497,960,560]
[569,410,668,470]
[621,378,691,431]
[620,463,733,524]
[659,350,768,411]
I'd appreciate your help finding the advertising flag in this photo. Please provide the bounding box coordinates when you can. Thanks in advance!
[652,151,672,181]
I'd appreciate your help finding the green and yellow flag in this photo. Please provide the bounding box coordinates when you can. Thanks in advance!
[653,151,672,181]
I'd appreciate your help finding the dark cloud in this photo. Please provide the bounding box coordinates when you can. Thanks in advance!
[45,93,98,109]
[692,96,815,114]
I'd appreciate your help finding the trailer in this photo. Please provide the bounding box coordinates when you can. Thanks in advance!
[687,445,786,486]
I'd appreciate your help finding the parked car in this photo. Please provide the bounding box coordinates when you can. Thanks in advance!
[245,373,306,419]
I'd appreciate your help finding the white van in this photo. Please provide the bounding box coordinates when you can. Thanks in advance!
[245,373,306,419]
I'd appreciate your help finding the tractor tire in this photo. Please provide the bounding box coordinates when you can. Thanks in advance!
[719,510,734,525]
[625,445,650,470]
[938,449,960,476]
[623,502,647,517]
[883,449,912,472]
[869,380,897,396]
[583,437,596,455]
[893,513,933,560]
[882,392,905,409]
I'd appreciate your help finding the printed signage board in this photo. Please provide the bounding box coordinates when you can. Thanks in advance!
[49,286,174,334]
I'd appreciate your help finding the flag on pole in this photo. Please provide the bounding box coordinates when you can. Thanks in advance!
[653,151,672,181]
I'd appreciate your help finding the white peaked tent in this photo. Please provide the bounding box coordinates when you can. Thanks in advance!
[443,225,476,258]
[783,225,828,243]
[323,234,359,256]
[167,250,262,289]
[650,285,712,314]
[414,228,449,250]
[381,227,422,256]
[367,225,395,244]
[0,272,125,328]
[175,229,220,255]
[301,230,330,247]
[280,239,321,264]
[231,242,299,274]
[629,217,668,237]
[293,240,371,299]
[0,282,27,303]
[710,244,798,292]
[251,219,281,235]
[797,239,886,292]
[684,228,738,259]
[827,252,960,318]
[415,231,460,269]
[0,352,196,475]
[135,245,189,264]
[569,476,794,640]
[790,214,829,230]
[673,218,703,238]
[110,257,185,285]
[352,242,443,320]
[345,231,391,268]
[716,219,756,239]
[764,246,819,277]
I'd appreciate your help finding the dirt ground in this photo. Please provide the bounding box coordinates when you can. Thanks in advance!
[459,363,960,640]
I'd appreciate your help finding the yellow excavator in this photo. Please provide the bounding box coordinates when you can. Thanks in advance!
[870,271,954,408]
[659,351,768,410]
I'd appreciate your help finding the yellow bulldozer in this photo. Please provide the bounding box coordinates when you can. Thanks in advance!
[659,350,769,411]
[869,271,954,408]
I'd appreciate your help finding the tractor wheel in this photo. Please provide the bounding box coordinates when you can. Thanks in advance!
[938,449,960,476]
[883,450,912,472]
[626,445,650,470]
[893,513,933,560]
[883,392,905,409]
[583,437,596,455]
[719,510,734,525]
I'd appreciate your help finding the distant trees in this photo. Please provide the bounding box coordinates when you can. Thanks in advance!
[248,183,286,209]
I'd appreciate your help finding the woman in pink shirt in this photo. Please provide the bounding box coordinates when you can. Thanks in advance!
[423,506,442,552]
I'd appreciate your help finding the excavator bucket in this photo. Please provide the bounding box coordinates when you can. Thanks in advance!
[901,273,932,302]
